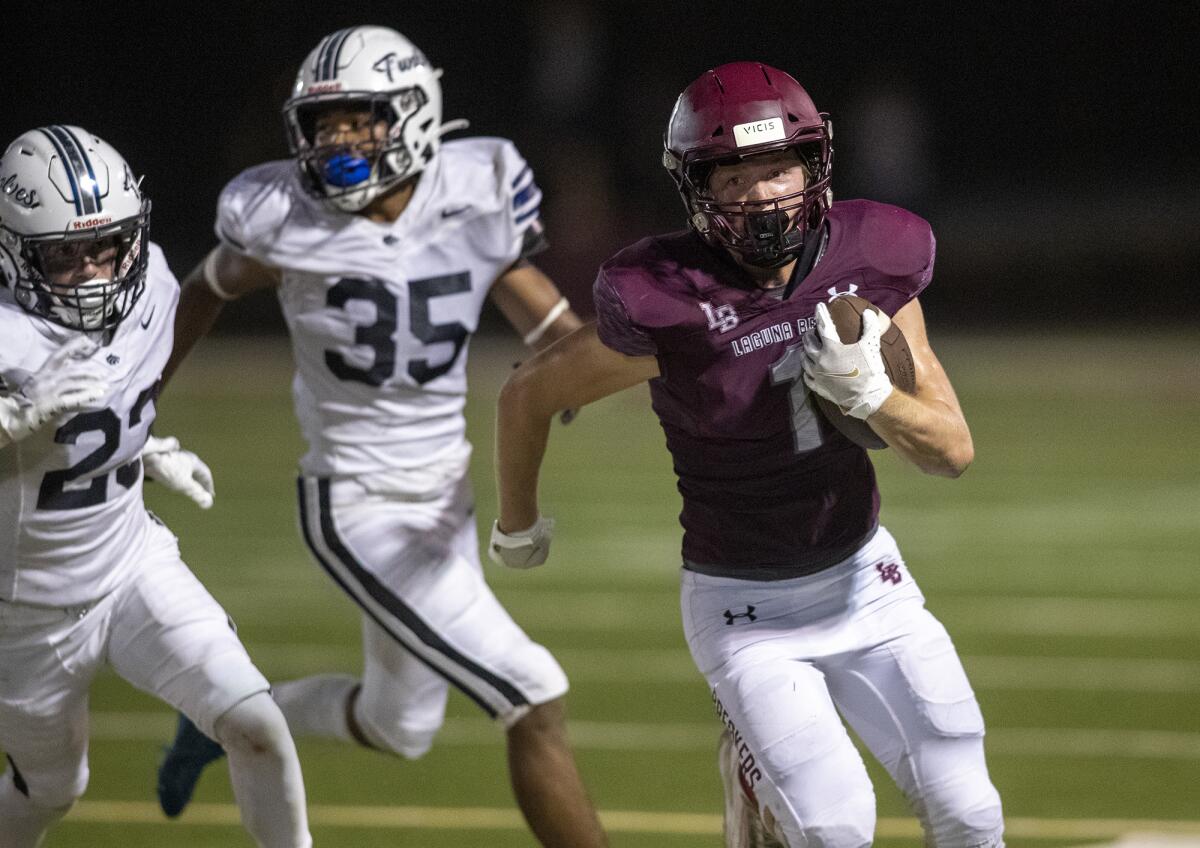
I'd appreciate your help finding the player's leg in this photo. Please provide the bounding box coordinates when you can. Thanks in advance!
[824,529,1004,847]
[117,525,311,848]
[297,474,606,847]
[717,728,785,848]
[506,695,605,848]
[829,616,1004,847]
[682,569,878,848]
[0,599,109,848]
[272,611,451,755]
[711,660,876,848]
[214,692,309,847]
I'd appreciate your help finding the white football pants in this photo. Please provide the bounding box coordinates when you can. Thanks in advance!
[295,474,568,754]
[683,526,1004,848]
[0,519,307,846]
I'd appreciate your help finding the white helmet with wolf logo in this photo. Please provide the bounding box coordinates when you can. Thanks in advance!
[283,26,466,212]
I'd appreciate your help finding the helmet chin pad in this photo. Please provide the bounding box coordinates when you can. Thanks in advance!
[323,153,372,188]
[50,277,112,330]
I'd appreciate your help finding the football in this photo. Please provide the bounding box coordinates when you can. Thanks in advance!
[812,295,916,450]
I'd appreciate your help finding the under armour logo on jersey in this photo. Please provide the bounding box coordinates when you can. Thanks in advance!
[876,562,902,585]
[827,283,859,299]
[723,605,757,625]
[701,302,739,333]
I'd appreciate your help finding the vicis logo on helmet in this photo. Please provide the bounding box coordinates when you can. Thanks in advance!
[733,118,785,147]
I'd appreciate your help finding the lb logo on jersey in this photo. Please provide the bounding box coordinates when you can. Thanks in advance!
[701,301,739,334]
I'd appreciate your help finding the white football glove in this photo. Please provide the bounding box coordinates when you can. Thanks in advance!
[802,301,894,420]
[0,336,109,448]
[143,435,215,509]
[488,516,555,569]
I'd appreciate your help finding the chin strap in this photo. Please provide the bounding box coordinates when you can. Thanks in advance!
[781,224,828,299]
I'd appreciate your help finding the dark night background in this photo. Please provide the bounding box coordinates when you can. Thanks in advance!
[4,1,1198,331]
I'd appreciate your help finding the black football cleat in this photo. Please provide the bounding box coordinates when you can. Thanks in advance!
[157,712,226,818]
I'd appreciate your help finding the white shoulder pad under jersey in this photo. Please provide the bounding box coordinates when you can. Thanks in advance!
[215,138,547,478]
[0,242,179,605]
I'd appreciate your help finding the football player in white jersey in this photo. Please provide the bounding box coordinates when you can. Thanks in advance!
[156,26,607,847]
[0,128,311,847]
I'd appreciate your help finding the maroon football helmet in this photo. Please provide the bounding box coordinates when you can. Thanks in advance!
[663,62,833,269]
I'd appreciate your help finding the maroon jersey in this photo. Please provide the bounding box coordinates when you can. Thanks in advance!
[594,200,935,576]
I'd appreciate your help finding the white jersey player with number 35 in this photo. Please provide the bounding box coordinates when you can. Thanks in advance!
[0,127,311,848]
[157,26,608,848]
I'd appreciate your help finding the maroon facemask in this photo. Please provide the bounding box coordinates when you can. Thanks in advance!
[663,62,833,270]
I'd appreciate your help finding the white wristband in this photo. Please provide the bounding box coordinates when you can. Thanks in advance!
[523,297,569,347]
[203,249,238,301]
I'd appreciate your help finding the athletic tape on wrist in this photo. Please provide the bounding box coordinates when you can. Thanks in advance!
[523,298,569,347]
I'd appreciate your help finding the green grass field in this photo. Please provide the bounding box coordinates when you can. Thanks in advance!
[16,330,1200,847]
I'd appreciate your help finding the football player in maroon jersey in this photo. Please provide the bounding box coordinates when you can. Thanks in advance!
[490,62,1004,848]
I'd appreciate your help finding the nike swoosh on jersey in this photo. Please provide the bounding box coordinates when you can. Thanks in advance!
[140,306,156,330]
[441,206,471,218]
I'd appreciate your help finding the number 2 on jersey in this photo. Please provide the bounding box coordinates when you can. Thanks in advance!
[324,273,471,387]
[38,382,158,511]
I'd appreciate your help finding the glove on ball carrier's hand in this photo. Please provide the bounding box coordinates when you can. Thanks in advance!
[489,516,555,569]
[802,295,916,450]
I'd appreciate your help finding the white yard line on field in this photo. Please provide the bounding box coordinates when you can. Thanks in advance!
[61,800,1200,840]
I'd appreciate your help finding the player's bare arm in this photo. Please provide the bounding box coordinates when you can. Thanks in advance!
[496,322,659,534]
[489,259,582,350]
[867,298,974,477]
[164,244,281,386]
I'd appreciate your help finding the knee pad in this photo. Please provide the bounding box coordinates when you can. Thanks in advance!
[1,759,86,812]
[215,692,294,758]
[719,665,876,848]
[352,689,442,760]
[924,776,1004,848]
[0,770,76,840]
[768,791,875,848]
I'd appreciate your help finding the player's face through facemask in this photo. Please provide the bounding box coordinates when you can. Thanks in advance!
[311,105,391,189]
[704,149,811,269]
[33,234,126,330]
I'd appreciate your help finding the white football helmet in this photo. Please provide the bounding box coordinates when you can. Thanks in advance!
[283,26,466,212]
[0,126,149,333]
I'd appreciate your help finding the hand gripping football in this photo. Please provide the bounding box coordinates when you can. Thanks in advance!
[813,295,916,450]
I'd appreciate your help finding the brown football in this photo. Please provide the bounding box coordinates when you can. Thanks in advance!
[812,295,916,450]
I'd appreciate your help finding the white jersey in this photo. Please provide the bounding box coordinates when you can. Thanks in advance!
[216,138,545,481]
[0,243,179,606]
